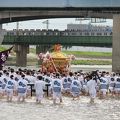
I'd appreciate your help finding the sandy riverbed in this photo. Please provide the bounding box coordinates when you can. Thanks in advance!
[0,96,120,120]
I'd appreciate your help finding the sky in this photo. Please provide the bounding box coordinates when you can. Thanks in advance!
[0,0,119,7]
[3,18,113,30]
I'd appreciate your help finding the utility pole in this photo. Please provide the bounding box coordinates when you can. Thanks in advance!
[9,12,12,21]
[16,22,19,35]
[42,20,49,30]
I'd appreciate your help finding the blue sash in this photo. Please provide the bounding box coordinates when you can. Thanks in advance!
[110,83,115,87]
[115,84,120,88]
[63,84,68,89]
[53,87,61,93]
[0,84,2,87]
[0,81,2,87]
[100,84,107,89]
[18,88,27,93]
[67,83,71,88]
[2,84,6,89]
[7,86,14,89]
[71,87,80,93]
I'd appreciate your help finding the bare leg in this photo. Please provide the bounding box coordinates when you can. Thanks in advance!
[0,93,3,99]
[10,96,12,102]
[53,99,56,104]
[7,96,9,102]
[77,96,80,100]
[90,98,94,104]
[72,96,75,100]
[60,97,63,103]
[38,100,41,104]
[36,98,38,103]
[17,96,21,102]
[22,96,25,102]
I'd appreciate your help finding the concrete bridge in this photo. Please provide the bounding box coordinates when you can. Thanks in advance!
[1,0,120,72]
[0,8,115,24]
[0,0,120,23]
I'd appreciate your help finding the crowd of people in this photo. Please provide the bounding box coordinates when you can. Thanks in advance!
[0,67,120,104]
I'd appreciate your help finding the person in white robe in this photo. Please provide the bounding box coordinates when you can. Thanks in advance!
[35,75,45,104]
[51,73,62,104]
[17,74,28,102]
[87,75,97,103]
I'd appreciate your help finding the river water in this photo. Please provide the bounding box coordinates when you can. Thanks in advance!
[0,96,120,120]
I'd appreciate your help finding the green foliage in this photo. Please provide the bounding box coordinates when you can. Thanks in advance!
[0,46,7,51]
[63,51,112,58]
[71,60,111,65]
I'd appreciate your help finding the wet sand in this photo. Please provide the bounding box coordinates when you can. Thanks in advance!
[0,96,120,120]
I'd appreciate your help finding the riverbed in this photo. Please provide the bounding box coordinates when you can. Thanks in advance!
[0,96,119,120]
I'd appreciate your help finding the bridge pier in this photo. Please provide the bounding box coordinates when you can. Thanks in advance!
[0,24,4,44]
[14,45,29,67]
[112,14,120,72]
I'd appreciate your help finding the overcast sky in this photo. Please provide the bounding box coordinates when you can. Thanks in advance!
[0,0,118,7]
[3,18,113,30]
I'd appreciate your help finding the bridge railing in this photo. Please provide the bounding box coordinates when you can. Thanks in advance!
[5,29,112,37]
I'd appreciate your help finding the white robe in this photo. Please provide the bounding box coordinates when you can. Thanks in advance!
[6,78,15,97]
[52,78,62,99]
[17,78,28,96]
[35,80,45,96]
[87,79,97,98]
[71,79,81,97]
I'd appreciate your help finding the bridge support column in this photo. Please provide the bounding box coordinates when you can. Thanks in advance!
[14,45,29,67]
[0,24,4,44]
[112,14,120,72]
[0,24,2,31]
